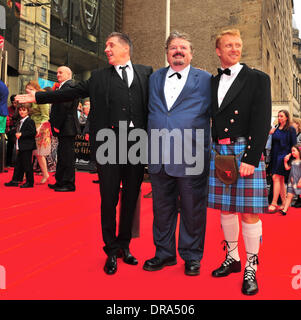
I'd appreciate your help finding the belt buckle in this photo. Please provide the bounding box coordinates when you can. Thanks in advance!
[218,138,231,145]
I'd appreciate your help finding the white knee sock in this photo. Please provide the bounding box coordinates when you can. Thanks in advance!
[220,213,240,261]
[241,220,262,272]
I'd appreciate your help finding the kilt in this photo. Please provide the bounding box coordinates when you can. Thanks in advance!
[207,140,269,214]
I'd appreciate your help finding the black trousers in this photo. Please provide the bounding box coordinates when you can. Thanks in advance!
[12,150,34,185]
[97,161,144,256]
[96,126,145,256]
[6,129,16,166]
[55,135,76,188]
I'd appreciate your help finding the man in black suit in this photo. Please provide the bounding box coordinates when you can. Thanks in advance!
[208,29,271,295]
[16,32,153,275]
[48,66,80,192]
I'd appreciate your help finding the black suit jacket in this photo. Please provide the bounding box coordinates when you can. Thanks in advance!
[211,64,271,167]
[18,117,37,151]
[36,64,153,157]
[49,80,81,137]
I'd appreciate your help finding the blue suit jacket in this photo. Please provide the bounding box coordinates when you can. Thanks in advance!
[147,66,211,177]
[0,80,9,117]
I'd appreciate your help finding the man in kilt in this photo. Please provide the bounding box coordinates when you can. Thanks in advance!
[208,29,271,295]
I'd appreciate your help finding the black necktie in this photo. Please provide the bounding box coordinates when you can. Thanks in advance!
[169,72,182,79]
[120,65,129,87]
[217,68,231,76]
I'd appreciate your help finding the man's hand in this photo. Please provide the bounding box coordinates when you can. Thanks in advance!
[239,162,255,177]
[15,91,36,104]
[15,132,21,139]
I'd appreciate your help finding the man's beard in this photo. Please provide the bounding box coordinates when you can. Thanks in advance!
[173,60,184,66]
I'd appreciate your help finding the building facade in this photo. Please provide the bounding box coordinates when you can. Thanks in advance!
[293,28,301,118]
[123,0,300,120]
[0,0,123,94]
[0,0,300,120]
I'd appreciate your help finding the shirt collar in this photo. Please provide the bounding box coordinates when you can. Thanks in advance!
[115,60,133,72]
[20,116,29,123]
[59,79,69,89]
[167,64,190,78]
[227,62,241,75]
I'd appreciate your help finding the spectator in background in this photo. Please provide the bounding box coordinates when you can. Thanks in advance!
[0,80,9,133]
[6,94,19,167]
[78,100,90,126]
[292,117,301,144]
[25,81,51,185]
[280,144,301,214]
[0,80,9,172]
[43,86,58,173]
[77,101,83,119]
[268,110,297,213]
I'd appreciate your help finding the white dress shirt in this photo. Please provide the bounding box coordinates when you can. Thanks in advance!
[164,65,190,110]
[217,62,243,107]
[114,60,135,126]
[114,60,134,87]
[16,116,29,150]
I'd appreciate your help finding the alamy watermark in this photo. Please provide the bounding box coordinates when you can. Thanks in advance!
[0,265,6,290]
[95,121,205,175]
[292,265,301,290]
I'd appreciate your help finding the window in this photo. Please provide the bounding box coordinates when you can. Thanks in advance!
[40,30,47,45]
[41,54,48,70]
[41,7,47,23]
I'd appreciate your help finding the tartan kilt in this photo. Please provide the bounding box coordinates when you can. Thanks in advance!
[207,140,269,214]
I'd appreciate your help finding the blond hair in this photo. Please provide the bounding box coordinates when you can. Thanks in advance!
[215,29,241,48]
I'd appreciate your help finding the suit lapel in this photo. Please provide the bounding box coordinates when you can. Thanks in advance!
[211,74,220,115]
[217,64,248,113]
[133,64,147,107]
[158,67,169,110]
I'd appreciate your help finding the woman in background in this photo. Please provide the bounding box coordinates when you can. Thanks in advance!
[268,110,297,212]
[25,81,51,184]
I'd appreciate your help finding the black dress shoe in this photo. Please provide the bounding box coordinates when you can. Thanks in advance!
[20,182,34,188]
[54,186,76,192]
[117,248,138,265]
[212,256,241,277]
[143,256,177,271]
[4,181,19,187]
[241,268,258,295]
[185,260,200,276]
[104,255,117,275]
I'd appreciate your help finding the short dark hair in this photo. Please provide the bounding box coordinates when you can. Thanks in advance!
[17,103,31,114]
[10,94,16,103]
[165,31,193,52]
[106,32,133,56]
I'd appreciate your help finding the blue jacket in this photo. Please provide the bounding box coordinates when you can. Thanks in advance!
[0,80,9,117]
[147,66,211,177]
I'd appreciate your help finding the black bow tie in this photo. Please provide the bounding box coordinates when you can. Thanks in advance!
[217,68,231,76]
[169,72,182,79]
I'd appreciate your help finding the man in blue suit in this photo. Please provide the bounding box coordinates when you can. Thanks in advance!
[143,31,211,276]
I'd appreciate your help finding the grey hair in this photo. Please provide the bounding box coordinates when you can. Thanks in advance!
[165,30,194,52]
[106,32,133,56]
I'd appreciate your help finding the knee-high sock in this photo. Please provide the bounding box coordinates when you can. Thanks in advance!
[241,220,262,272]
[221,213,240,261]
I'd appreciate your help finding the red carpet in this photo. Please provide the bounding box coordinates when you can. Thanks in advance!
[0,169,301,300]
